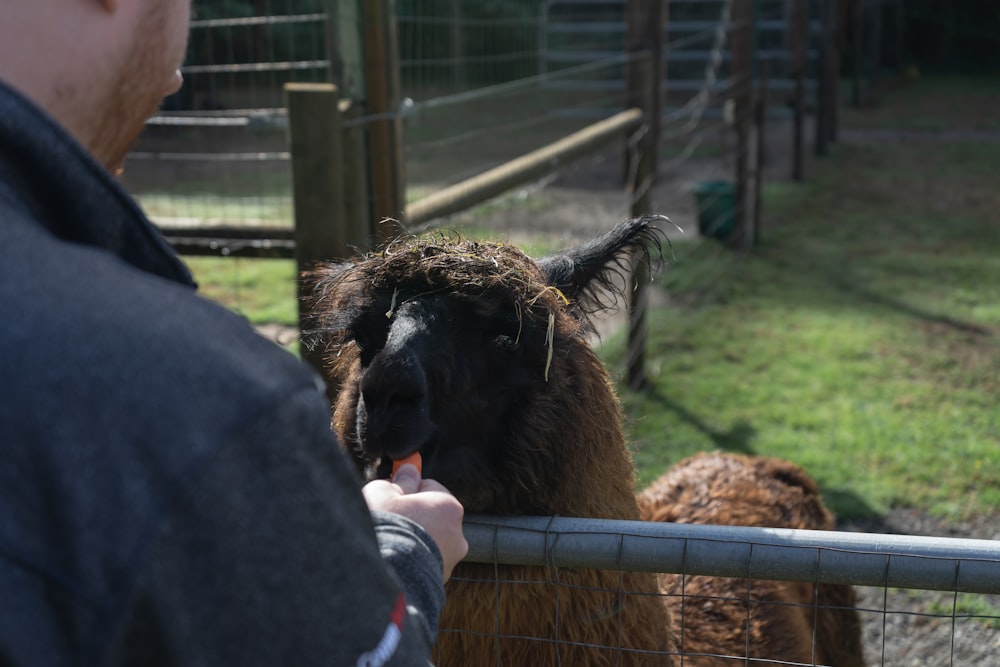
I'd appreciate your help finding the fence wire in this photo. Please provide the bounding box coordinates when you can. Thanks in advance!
[438,515,1000,666]
[131,1,791,241]
[123,0,332,231]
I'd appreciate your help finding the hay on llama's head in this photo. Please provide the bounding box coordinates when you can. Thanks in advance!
[305,217,662,516]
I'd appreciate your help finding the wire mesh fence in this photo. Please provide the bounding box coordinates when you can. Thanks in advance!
[131,1,847,375]
[401,0,744,222]
[122,0,333,232]
[125,1,821,254]
[440,516,1000,666]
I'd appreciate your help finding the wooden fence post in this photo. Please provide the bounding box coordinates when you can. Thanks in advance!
[893,0,905,72]
[815,0,834,156]
[852,0,864,107]
[325,0,365,99]
[286,83,347,373]
[753,59,769,245]
[624,0,665,391]
[790,0,807,180]
[627,53,654,391]
[449,0,467,88]
[363,0,406,241]
[730,0,754,250]
[867,0,883,104]
[829,0,842,142]
[340,99,373,253]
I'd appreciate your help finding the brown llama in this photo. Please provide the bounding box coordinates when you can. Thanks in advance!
[640,451,866,666]
[305,218,865,666]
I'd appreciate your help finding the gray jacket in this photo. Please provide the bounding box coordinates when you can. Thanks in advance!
[0,81,444,666]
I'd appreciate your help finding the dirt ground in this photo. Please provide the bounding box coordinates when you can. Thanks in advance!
[841,509,1000,666]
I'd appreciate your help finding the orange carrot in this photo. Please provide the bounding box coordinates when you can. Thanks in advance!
[391,452,423,477]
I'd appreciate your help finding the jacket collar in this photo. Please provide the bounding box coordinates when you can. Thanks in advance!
[0,80,194,287]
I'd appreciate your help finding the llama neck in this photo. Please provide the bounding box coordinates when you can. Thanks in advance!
[533,339,641,520]
[437,337,676,666]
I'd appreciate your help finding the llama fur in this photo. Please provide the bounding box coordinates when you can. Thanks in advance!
[305,219,865,666]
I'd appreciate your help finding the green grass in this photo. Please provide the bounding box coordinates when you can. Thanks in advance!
[184,256,298,327]
[839,74,1000,132]
[141,194,293,224]
[125,152,296,224]
[928,593,1000,630]
[602,97,1000,520]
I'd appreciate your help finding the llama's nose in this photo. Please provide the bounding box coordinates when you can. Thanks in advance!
[360,349,427,417]
[356,309,434,458]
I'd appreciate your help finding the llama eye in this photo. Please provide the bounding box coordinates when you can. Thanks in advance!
[486,310,523,351]
[350,318,387,360]
[350,326,368,350]
[493,334,518,351]
[354,337,383,366]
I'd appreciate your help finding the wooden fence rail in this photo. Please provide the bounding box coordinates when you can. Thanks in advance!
[404,108,644,228]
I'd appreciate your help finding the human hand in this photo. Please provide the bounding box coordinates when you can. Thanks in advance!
[363,464,468,582]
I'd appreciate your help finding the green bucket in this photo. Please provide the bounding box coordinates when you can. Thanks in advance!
[693,180,736,240]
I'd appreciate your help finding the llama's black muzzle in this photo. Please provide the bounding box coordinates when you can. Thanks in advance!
[355,301,436,461]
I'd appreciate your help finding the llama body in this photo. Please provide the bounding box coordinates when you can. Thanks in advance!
[306,219,864,666]
[644,452,865,666]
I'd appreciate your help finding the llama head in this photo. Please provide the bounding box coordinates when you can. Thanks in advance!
[305,217,663,515]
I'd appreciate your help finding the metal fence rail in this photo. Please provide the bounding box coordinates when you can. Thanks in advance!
[453,515,1000,665]
[464,515,1000,595]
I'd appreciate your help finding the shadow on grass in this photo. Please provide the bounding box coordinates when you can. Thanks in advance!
[644,386,757,455]
[758,247,998,339]
[648,389,893,520]
[741,138,1000,334]
[827,272,998,338]
[642,386,883,521]
[822,488,883,523]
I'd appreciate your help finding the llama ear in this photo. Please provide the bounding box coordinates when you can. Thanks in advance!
[301,260,358,318]
[536,216,665,315]
[304,258,361,285]
[303,260,348,295]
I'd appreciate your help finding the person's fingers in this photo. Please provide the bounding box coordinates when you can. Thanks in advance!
[361,479,395,508]
[415,477,447,493]
[391,463,421,494]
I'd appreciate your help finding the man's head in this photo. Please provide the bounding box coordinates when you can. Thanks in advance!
[0,0,192,172]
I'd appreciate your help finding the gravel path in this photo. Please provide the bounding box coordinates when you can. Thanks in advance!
[838,510,1000,667]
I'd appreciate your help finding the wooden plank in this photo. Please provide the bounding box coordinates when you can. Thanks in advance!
[286,82,347,263]
[363,0,405,240]
[791,0,807,180]
[325,0,365,99]
[754,59,770,245]
[830,0,843,141]
[165,237,295,259]
[285,82,346,372]
[867,0,883,104]
[624,0,665,390]
[852,0,864,107]
[815,0,835,156]
[730,0,754,249]
[339,98,373,254]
